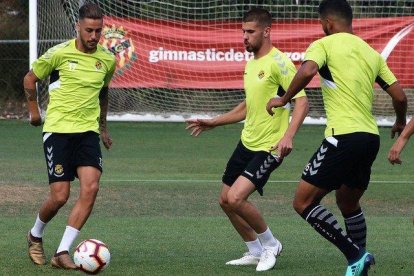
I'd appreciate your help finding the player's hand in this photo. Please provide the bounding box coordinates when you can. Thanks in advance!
[28,101,42,126]
[388,140,404,165]
[390,121,405,138]
[29,111,42,126]
[388,150,402,165]
[100,130,113,150]
[270,135,293,158]
[185,118,215,136]
[266,98,286,116]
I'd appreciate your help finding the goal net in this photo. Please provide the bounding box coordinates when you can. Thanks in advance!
[35,0,414,124]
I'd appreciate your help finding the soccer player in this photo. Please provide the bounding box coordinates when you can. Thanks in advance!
[186,8,308,272]
[266,0,407,275]
[388,117,414,165]
[24,3,116,269]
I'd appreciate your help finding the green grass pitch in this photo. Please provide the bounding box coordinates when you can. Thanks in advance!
[0,120,413,275]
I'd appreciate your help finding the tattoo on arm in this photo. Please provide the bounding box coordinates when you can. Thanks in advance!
[99,87,109,132]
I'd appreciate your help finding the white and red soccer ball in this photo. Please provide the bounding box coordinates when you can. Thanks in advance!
[74,239,110,274]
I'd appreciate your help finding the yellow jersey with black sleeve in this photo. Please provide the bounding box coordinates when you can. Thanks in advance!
[32,39,116,134]
[304,32,397,137]
[241,47,306,152]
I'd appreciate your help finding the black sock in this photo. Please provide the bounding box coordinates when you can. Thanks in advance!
[344,208,366,249]
[301,203,361,262]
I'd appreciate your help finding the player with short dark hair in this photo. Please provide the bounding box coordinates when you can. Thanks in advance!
[24,2,116,270]
[266,0,407,275]
[186,7,309,272]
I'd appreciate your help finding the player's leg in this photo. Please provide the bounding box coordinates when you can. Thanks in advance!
[297,137,366,271]
[226,176,282,271]
[294,181,375,276]
[293,133,378,273]
[68,166,101,230]
[229,150,282,271]
[220,182,263,266]
[220,142,282,270]
[28,181,71,265]
[226,176,266,233]
[47,182,76,269]
[293,180,363,263]
[50,167,101,270]
[336,185,366,249]
[340,132,379,275]
[336,185,375,276]
[52,132,102,269]
[28,133,74,266]
[36,181,72,226]
[339,132,379,251]
[219,183,259,244]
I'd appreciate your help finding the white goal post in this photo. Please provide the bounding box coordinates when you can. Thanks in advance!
[30,0,414,124]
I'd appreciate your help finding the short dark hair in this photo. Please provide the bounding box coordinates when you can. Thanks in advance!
[79,3,103,20]
[242,7,272,27]
[319,0,353,24]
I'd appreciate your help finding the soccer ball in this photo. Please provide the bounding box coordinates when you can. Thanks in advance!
[74,239,110,274]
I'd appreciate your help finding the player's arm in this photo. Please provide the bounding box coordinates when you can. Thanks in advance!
[24,43,61,126]
[23,70,42,126]
[272,95,309,158]
[99,87,112,150]
[186,100,246,137]
[377,57,407,138]
[388,117,414,165]
[266,61,318,115]
[383,81,407,138]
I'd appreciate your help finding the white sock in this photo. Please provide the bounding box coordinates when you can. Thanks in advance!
[30,214,47,238]
[56,226,80,253]
[245,238,263,257]
[257,227,278,247]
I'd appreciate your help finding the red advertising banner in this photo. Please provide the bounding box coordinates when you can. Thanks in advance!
[101,17,414,89]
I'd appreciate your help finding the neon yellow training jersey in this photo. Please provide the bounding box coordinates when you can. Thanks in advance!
[241,47,306,152]
[305,32,397,137]
[32,39,116,133]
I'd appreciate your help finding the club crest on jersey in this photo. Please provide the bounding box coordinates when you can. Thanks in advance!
[54,164,64,177]
[258,70,265,79]
[101,24,137,77]
[95,60,102,70]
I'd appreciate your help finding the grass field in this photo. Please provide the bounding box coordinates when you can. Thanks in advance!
[0,120,413,275]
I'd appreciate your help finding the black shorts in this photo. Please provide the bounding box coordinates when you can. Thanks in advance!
[302,132,380,191]
[222,141,282,196]
[42,131,103,184]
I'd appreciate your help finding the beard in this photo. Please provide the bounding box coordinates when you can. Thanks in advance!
[81,37,98,52]
[244,42,257,53]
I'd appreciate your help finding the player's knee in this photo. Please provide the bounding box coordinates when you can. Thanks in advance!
[292,197,306,215]
[337,201,360,215]
[218,196,228,209]
[219,196,235,214]
[226,194,243,210]
[52,192,70,207]
[83,181,100,195]
[336,197,346,210]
